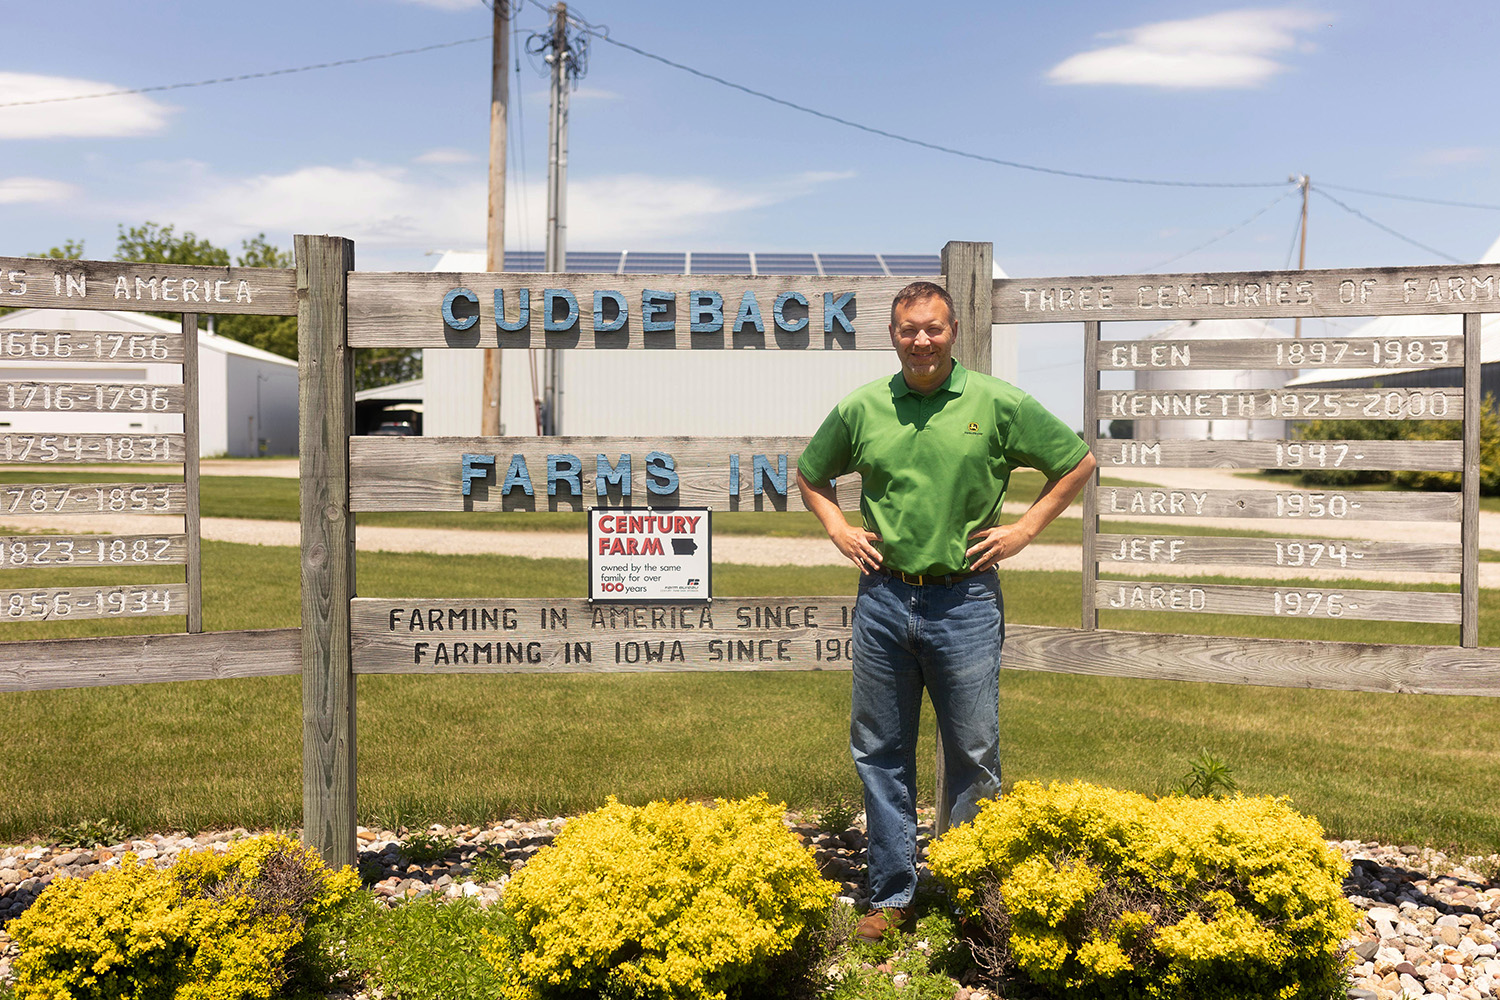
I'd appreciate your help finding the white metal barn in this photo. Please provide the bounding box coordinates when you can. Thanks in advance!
[1285,231,1500,404]
[0,308,299,456]
[412,250,1018,437]
[1126,317,1294,441]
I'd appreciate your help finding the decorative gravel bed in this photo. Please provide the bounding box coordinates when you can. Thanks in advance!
[2,815,1496,999]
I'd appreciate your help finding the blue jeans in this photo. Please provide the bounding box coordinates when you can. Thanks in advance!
[851,570,1003,909]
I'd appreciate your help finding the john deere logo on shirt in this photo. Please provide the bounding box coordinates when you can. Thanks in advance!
[965,422,981,434]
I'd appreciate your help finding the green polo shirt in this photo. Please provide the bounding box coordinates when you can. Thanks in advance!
[798,361,1089,576]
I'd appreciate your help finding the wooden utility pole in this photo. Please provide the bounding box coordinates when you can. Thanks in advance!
[1294,174,1309,339]
[481,0,511,436]
[543,2,570,434]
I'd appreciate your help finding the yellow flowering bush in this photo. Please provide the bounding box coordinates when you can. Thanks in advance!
[496,794,837,1000]
[928,781,1358,1000]
[9,834,360,1000]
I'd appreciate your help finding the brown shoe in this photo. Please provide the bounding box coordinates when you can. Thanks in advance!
[855,906,910,943]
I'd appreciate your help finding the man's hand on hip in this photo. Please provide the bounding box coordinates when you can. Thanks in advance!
[832,524,884,575]
[965,524,1035,572]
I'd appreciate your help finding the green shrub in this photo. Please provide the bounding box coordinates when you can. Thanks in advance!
[1295,392,1500,494]
[400,830,457,865]
[344,894,514,1000]
[9,834,360,1000]
[928,780,1358,1000]
[495,794,838,1000]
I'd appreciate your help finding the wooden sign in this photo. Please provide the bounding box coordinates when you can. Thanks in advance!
[350,436,860,512]
[346,272,924,349]
[1096,336,1463,371]
[350,597,856,674]
[0,434,185,464]
[996,264,1500,323]
[0,256,296,316]
[1,328,186,364]
[0,584,186,622]
[1097,486,1461,521]
[1095,534,1461,574]
[1097,439,1462,473]
[1095,580,1460,624]
[1,382,185,415]
[1099,387,1461,422]
[0,483,187,515]
[0,534,187,569]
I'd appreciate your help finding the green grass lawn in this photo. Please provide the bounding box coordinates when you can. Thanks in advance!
[1,539,1497,855]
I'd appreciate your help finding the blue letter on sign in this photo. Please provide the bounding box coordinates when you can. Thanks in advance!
[689,291,723,333]
[645,451,678,496]
[824,292,855,333]
[642,290,675,333]
[594,290,627,333]
[753,453,788,496]
[547,454,582,496]
[442,288,478,331]
[596,453,631,496]
[495,288,530,332]
[461,453,495,496]
[544,289,579,332]
[729,453,739,496]
[773,291,809,333]
[501,454,534,496]
[732,292,765,334]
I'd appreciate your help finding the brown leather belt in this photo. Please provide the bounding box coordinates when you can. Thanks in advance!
[878,567,993,587]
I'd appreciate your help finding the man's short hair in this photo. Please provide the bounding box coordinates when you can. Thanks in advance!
[890,280,957,329]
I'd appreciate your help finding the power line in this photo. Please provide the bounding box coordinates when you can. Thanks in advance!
[588,33,1287,190]
[1317,181,1500,212]
[0,37,488,109]
[1310,186,1464,264]
[1138,188,1299,272]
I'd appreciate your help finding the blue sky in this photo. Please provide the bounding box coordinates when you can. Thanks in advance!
[4,0,1498,423]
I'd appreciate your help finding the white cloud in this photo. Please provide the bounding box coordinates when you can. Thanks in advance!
[1047,9,1326,89]
[0,72,173,139]
[1412,147,1486,168]
[572,87,622,102]
[415,148,478,165]
[123,162,851,252]
[0,177,76,204]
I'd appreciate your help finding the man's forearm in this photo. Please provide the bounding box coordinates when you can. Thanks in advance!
[796,470,850,539]
[1012,452,1097,542]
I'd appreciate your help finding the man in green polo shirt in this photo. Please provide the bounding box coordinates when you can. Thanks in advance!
[796,279,1094,941]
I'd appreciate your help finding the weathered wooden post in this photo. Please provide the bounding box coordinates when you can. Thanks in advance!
[1462,312,1480,648]
[298,235,358,868]
[935,240,994,836]
[182,313,203,633]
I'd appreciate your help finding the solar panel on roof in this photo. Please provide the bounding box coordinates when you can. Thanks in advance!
[753,253,819,275]
[881,254,943,275]
[566,251,622,272]
[818,254,886,276]
[689,253,751,274]
[503,251,544,272]
[622,252,687,273]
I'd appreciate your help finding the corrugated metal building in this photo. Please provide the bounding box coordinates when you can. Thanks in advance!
[1126,317,1294,441]
[0,308,300,456]
[1284,231,1500,408]
[403,250,1017,437]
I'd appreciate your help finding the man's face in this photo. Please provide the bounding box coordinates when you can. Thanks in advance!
[889,294,956,391]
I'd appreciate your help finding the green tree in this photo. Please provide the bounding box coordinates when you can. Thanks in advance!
[115,222,229,267]
[1295,393,1500,496]
[66,222,418,388]
[30,239,85,259]
[113,222,229,331]
[216,233,297,359]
